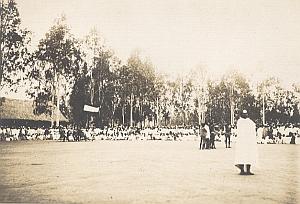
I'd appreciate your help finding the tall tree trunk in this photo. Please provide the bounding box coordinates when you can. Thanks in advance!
[98,108,101,128]
[198,97,201,125]
[122,104,125,125]
[262,91,265,125]
[140,100,143,128]
[89,68,94,128]
[55,72,60,127]
[183,111,186,126]
[156,98,159,127]
[130,92,133,127]
[0,1,3,88]
[51,70,56,127]
[51,84,55,127]
[111,101,116,128]
[230,84,234,126]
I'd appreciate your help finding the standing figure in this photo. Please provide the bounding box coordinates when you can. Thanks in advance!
[59,126,67,142]
[44,127,50,140]
[210,125,216,149]
[74,127,80,142]
[66,128,72,142]
[234,110,257,175]
[204,123,211,149]
[199,123,207,150]
[224,124,231,148]
[0,127,4,141]
[289,132,296,144]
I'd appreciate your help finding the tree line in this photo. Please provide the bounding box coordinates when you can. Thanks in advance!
[1,0,300,128]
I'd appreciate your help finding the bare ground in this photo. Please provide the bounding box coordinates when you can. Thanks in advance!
[0,140,299,204]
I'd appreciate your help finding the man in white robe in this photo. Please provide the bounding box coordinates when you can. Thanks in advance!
[234,110,258,175]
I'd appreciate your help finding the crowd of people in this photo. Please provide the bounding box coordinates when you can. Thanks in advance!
[0,123,298,145]
[0,126,200,142]
[2,110,297,177]
[0,125,223,143]
[256,123,299,144]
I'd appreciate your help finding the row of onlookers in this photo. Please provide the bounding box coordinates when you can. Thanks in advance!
[256,124,299,144]
[0,125,298,144]
[0,126,200,142]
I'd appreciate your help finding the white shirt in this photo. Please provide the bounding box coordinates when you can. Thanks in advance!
[204,125,210,139]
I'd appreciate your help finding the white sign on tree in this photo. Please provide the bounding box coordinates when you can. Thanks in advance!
[84,105,99,113]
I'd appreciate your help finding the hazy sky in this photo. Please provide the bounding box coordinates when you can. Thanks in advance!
[14,0,300,87]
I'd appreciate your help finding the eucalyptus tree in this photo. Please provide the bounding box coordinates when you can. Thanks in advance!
[167,76,194,126]
[78,29,122,127]
[115,64,133,126]
[93,50,120,127]
[116,52,159,127]
[257,77,299,125]
[27,17,84,126]
[206,79,231,125]
[206,71,257,125]
[126,53,144,126]
[136,59,157,127]
[121,53,149,127]
[290,83,300,124]
[0,0,31,90]
[153,73,166,126]
[69,64,90,128]
[189,66,209,125]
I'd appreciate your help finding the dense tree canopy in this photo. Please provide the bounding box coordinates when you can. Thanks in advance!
[27,17,84,125]
[0,0,31,90]
[2,1,299,128]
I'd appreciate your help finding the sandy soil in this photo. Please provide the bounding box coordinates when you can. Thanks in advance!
[0,140,299,204]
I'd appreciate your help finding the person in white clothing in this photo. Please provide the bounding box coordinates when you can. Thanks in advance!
[234,110,258,175]
[204,123,210,149]
[199,123,207,149]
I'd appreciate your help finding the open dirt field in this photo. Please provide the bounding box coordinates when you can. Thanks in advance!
[0,140,299,204]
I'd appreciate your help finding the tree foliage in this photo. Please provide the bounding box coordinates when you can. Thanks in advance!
[206,71,259,125]
[10,13,297,128]
[27,17,84,117]
[257,77,299,125]
[0,0,31,89]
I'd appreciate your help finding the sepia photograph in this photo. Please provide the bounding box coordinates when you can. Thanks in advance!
[0,0,299,203]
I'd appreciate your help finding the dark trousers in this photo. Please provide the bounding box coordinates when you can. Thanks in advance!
[210,136,215,149]
[225,135,231,148]
[200,137,206,149]
[205,138,210,149]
